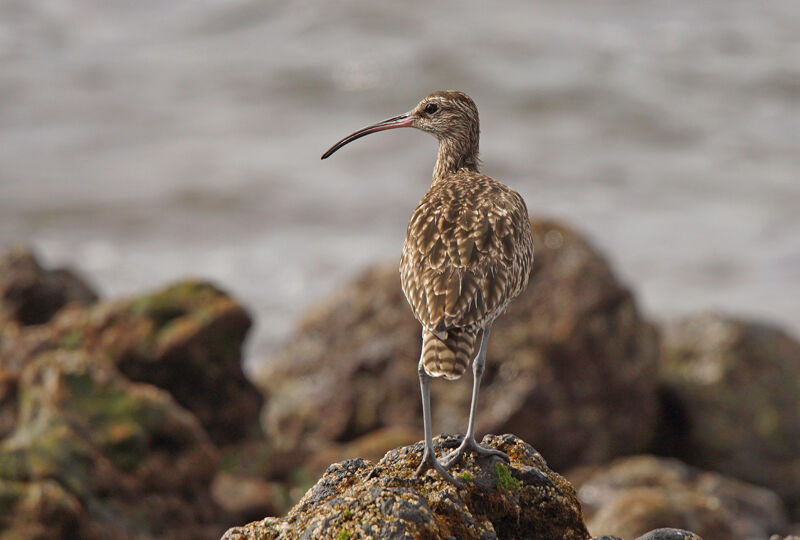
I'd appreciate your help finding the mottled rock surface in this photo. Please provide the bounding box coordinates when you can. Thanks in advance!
[259,219,659,471]
[0,255,264,539]
[1,279,262,445]
[222,434,590,540]
[117,281,262,444]
[0,349,221,539]
[659,313,800,518]
[573,455,787,540]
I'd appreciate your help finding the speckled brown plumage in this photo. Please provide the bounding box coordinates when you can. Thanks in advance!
[387,91,534,380]
[402,171,533,379]
[322,90,535,484]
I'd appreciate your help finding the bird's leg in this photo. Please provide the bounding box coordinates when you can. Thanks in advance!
[442,327,509,469]
[415,353,464,488]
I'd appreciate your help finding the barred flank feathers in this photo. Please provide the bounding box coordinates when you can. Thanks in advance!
[422,328,477,380]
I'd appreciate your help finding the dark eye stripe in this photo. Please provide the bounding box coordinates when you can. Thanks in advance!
[424,103,439,114]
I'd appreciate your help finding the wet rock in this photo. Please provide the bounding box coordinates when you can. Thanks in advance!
[0,280,262,446]
[0,349,222,539]
[659,313,800,518]
[0,248,97,326]
[573,455,787,540]
[222,434,589,540]
[259,219,659,471]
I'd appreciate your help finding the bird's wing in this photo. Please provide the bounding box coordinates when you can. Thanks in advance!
[400,176,533,334]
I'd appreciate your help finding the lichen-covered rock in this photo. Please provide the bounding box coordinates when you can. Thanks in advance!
[0,279,262,446]
[572,455,787,540]
[0,248,97,326]
[259,219,659,471]
[221,434,590,540]
[0,349,222,539]
[659,313,800,518]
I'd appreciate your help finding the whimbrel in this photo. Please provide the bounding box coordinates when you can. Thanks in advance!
[322,91,534,486]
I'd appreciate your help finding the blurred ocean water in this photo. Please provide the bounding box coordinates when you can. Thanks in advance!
[1,0,798,372]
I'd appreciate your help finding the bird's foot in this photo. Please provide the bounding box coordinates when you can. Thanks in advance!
[442,436,510,469]
[415,447,465,488]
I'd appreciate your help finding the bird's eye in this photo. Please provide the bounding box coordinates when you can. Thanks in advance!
[424,103,439,114]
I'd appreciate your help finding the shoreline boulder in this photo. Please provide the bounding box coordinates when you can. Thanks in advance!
[659,313,800,519]
[572,454,788,540]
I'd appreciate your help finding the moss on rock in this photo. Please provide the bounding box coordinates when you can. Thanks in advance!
[222,434,590,540]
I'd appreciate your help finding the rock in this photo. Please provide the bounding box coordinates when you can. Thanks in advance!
[0,248,97,326]
[0,349,222,539]
[259,219,659,471]
[634,530,703,540]
[216,427,436,521]
[572,455,787,540]
[0,280,262,446]
[659,313,800,518]
[591,532,703,540]
[0,368,18,439]
[0,478,85,540]
[221,434,590,540]
[118,281,262,445]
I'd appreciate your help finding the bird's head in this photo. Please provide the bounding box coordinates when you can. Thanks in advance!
[321,91,479,160]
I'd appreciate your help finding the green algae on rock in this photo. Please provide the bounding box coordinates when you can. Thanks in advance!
[0,276,262,446]
[0,349,221,539]
[221,434,590,540]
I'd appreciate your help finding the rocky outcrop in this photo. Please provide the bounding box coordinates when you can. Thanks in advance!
[572,455,788,540]
[259,219,660,471]
[0,249,265,539]
[222,434,590,540]
[117,281,262,445]
[0,349,221,540]
[1,278,262,446]
[659,313,800,518]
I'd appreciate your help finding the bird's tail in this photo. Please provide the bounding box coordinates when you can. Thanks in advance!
[422,328,477,380]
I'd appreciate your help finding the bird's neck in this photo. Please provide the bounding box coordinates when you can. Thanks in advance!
[432,137,479,183]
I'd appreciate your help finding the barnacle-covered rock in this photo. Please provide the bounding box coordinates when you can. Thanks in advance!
[222,434,589,540]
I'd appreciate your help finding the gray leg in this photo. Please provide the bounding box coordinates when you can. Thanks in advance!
[442,327,509,469]
[415,340,464,487]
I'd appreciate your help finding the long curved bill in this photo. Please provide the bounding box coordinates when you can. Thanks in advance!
[321,113,414,159]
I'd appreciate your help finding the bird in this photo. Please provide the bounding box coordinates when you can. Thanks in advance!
[321,91,534,487]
